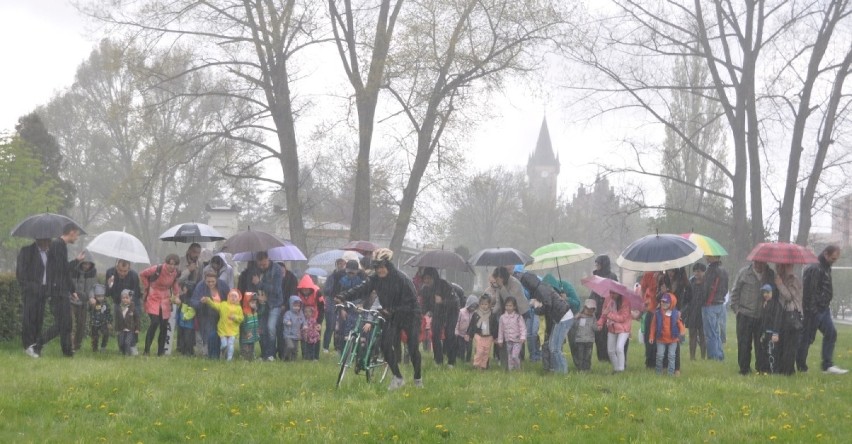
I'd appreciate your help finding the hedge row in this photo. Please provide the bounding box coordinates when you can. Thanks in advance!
[0,274,22,342]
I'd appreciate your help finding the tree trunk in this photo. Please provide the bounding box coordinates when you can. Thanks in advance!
[350,96,374,241]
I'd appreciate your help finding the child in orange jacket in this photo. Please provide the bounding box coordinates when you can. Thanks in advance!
[649,293,686,375]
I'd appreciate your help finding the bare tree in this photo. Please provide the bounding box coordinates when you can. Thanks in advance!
[82,0,329,252]
[383,0,567,253]
[328,0,405,241]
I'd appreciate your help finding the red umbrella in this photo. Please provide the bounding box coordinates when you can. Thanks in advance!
[746,242,818,264]
[341,240,379,254]
[580,275,644,311]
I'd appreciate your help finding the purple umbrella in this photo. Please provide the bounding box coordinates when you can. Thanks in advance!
[581,275,644,311]
[232,243,306,262]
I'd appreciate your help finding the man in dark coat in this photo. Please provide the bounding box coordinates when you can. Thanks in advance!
[41,223,83,357]
[420,267,460,367]
[16,238,52,358]
[797,245,847,374]
[338,248,422,390]
[105,259,143,331]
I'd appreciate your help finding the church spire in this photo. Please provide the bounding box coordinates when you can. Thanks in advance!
[528,117,559,167]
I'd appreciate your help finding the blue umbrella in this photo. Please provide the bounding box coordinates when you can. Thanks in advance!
[232,243,306,261]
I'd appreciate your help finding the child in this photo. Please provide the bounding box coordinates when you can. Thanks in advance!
[597,291,632,373]
[756,284,783,374]
[241,292,260,361]
[468,294,499,370]
[89,284,112,352]
[114,289,140,356]
[570,298,600,371]
[302,306,321,360]
[201,289,245,361]
[176,293,196,356]
[649,293,686,375]
[455,295,479,362]
[496,296,526,371]
[282,295,306,361]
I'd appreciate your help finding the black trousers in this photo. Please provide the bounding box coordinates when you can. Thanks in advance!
[21,286,48,349]
[777,323,801,375]
[432,310,459,365]
[145,310,169,356]
[736,313,762,374]
[383,312,421,380]
[91,324,110,351]
[42,294,73,356]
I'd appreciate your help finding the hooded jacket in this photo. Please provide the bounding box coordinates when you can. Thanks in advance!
[202,253,234,289]
[597,293,632,334]
[591,255,618,318]
[520,273,569,335]
[282,295,306,339]
[140,263,180,319]
[69,251,97,306]
[420,268,461,324]
[649,293,685,344]
[296,274,324,323]
[339,261,419,320]
[204,294,245,337]
[542,273,580,314]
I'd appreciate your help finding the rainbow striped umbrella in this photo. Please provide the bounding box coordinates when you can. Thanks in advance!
[681,232,728,256]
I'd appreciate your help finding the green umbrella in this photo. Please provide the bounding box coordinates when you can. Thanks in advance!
[681,233,728,256]
[525,242,595,273]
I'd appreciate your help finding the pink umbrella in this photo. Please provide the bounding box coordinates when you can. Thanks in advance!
[581,275,644,311]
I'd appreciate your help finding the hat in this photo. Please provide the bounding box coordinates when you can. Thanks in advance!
[94,284,106,296]
[660,294,672,304]
[583,298,597,310]
[120,288,133,297]
[345,260,360,272]
[465,294,479,309]
[761,284,773,293]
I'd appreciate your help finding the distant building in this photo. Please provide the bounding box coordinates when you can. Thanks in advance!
[829,194,852,248]
[526,118,560,203]
[206,201,241,239]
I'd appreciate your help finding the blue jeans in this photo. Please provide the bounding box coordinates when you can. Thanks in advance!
[703,304,725,360]
[656,342,678,375]
[261,306,282,359]
[549,318,573,373]
[797,308,837,371]
[525,313,541,362]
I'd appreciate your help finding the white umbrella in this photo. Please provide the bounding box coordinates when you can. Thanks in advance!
[308,249,362,267]
[86,231,150,264]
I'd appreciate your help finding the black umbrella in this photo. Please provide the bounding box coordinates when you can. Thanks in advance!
[405,250,475,273]
[468,247,532,267]
[219,229,287,255]
[11,213,86,239]
[160,222,225,243]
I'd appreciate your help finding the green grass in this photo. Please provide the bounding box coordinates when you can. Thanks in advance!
[1,323,851,443]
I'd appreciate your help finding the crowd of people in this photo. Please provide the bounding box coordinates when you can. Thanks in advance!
[15,228,848,391]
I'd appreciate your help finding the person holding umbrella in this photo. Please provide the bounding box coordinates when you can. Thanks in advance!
[591,255,618,362]
[16,238,52,358]
[773,263,802,375]
[420,267,460,367]
[105,260,143,337]
[597,291,633,373]
[254,252,283,361]
[730,260,775,375]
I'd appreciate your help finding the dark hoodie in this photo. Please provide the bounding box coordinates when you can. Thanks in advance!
[69,251,97,305]
[420,267,460,322]
[339,261,419,320]
[520,273,569,336]
[802,254,833,313]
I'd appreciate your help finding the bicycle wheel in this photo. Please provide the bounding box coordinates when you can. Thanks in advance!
[336,334,356,388]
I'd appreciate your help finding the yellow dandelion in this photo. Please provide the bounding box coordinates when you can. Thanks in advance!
[783,424,793,430]
[186,420,193,425]
[85,404,92,409]
[362,431,370,436]
[99,403,107,410]
[709,429,716,436]
[200,432,206,439]
[769,436,777,440]
[816,433,823,439]
[154,421,162,427]
[532,424,540,431]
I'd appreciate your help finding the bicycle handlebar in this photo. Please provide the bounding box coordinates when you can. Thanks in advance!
[335,301,383,318]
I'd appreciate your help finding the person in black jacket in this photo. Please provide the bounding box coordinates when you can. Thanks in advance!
[42,224,83,357]
[797,245,847,374]
[337,248,422,390]
[420,267,460,367]
[16,238,52,358]
[591,255,618,362]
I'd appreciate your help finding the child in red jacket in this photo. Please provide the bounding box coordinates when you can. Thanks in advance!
[649,293,686,375]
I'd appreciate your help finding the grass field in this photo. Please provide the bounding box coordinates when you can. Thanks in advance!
[1,322,850,443]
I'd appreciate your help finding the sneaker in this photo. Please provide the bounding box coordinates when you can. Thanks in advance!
[413,379,424,388]
[130,347,139,356]
[388,376,405,391]
[447,364,454,369]
[823,366,849,375]
[25,345,39,359]
[266,356,275,362]
[322,348,330,354]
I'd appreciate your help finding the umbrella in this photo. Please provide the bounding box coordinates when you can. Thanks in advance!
[616,233,703,272]
[11,213,86,239]
[526,242,595,272]
[681,232,728,256]
[304,267,328,277]
[341,240,379,254]
[159,222,225,243]
[219,229,287,255]
[405,250,475,273]
[746,242,818,264]
[86,231,150,264]
[307,249,363,267]
[232,243,307,262]
[581,275,644,311]
[468,247,533,267]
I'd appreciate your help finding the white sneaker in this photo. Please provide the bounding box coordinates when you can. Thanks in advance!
[266,356,275,362]
[823,366,849,374]
[130,346,139,356]
[25,345,39,359]
[388,376,405,390]
[322,349,329,354]
[413,378,424,388]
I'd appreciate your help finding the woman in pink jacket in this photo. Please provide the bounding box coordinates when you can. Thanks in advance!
[597,291,633,372]
[140,254,181,356]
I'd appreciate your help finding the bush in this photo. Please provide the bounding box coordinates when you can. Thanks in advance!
[0,273,22,341]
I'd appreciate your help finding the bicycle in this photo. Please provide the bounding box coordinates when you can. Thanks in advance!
[335,301,389,388]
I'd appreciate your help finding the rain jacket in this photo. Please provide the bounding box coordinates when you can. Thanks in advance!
[297,274,324,323]
[202,253,234,289]
[484,275,527,316]
[758,291,784,335]
[776,271,803,314]
[69,251,97,305]
[204,294,244,337]
[591,255,618,318]
[649,293,685,344]
[257,262,284,308]
[339,261,419,320]
[455,295,479,337]
[542,273,580,314]
[520,273,569,335]
[190,278,231,340]
[115,302,140,333]
[241,311,260,345]
[570,311,600,343]
[282,295,306,339]
[597,295,632,334]
[802,254,833,313]
[497,311,525,344]
[731,264,775,318]
[703,260,728,306]
[140,264,180,319]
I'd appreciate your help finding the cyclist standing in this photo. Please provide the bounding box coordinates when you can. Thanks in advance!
[338,248,422,390]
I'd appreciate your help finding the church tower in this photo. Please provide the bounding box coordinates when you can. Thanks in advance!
[526,118,560,202]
